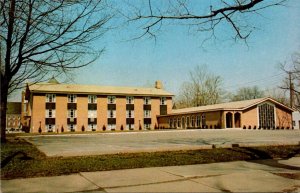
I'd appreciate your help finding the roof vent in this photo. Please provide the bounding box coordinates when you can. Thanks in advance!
[48,76,59,84]
[155,80,163,89]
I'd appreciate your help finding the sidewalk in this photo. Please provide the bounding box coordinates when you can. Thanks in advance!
[1,157,300,192]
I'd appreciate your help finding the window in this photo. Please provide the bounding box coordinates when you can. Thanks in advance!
[108,124,116,131]
[196,115,201,127]
[201,114,206,127]
[88,95,97,104]
[68,94,77,103]
[46,109,56,118]
[160,97,166,105]
[88,124,97,131]
[126,96,134,104]
[144,110,151,118]
[178,117,181,128]
[144,124,151,130]
[126,110,134,118]
[107,110,116,118]
[169,118,173,128]
[68,109,76,118]
[46,124,55,132]
[173,118,177,128]
[46,94,56,103]
[126,124,134,130]
[191,116,195,127]
[107,96,116,104]
[293,121,296,126]
[258,103,275,128]
[68,124,76,132]
[144,97,151,105]
[88,110,97,118]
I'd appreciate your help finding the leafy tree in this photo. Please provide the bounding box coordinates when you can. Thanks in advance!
[0,0,112,143]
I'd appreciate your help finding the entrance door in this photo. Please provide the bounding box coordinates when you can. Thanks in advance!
[226,112,233,128]
[234,113,241,128]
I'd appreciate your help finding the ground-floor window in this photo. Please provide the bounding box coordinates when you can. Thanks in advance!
[46,124,55,132]
[201,114,206,128]
[196,115,201,128]
[173,118,177,128]
[178,117,181,128]
[144,123,151,130]
[191,116,195,128]
[169,118,173,128]
[126,124,134,130]
[258,103,275,128]
[88,124,97,131]
[68,124,76,132]
[108,124,116,131]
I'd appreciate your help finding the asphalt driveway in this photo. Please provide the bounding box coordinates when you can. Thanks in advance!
[24,129,300,157]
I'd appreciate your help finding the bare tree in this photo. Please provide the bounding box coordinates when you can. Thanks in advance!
[125,0,287,42]
[175,65,223,108]
[229,86,265,101]
[0,0,112,143]
[280,52,300,110]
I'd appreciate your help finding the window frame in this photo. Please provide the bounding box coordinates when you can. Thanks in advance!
[126,96,134,104]
[160,97,166,105]
[107,96,116,104]
[88,95,97,104]
[46,94,56,103]
[144,97,151,105]
[68,94,77,103]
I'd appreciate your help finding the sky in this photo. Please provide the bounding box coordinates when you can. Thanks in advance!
[9,0,300,101]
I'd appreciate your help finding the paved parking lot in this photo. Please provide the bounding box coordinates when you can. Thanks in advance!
[24,129,300,157]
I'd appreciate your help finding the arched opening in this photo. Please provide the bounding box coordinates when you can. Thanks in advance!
[234,113,241,128]
[226,112,233,128]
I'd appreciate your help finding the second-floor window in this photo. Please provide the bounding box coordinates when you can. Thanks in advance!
[88,95,97,104]
[160,97,166,105]
[144,97,151,105]
[46,94,56,103]
[46,109,55,118]
[144,110,151,118]
[108,96,116,104]
[126,110,134,118]
[68,109,76,118]
[126,96,134,104]
[68,94,77,103]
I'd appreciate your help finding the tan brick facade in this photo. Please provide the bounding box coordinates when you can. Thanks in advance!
[158,99,293,130]
[24,89,173,133]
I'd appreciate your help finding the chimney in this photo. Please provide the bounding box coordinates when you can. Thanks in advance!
[155,80,163,89]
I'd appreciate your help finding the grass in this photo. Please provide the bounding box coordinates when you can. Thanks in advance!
[1,137,300,180]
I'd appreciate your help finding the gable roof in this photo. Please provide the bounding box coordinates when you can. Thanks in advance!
[164,97,293,116]
[28,83,174,97]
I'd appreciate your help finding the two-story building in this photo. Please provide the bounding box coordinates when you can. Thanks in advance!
[22,78,173,133]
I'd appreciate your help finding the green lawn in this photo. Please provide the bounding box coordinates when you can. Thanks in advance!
[1,137,300,179]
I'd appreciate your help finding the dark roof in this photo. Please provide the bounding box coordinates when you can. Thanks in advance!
[7,102,22,114]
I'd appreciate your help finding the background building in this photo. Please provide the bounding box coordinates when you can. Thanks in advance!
[6,102,22,132]
[22,79,173,133]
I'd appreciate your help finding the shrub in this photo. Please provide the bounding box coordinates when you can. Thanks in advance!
[139,124,142,130]
[243,125,246,129]
[81,125,85,132]
[120,125,124,131]
[102,125,106,131]
[253,126,257,130]
[61,126,64,133]
[248,125,251,130]
[38,127,42,134]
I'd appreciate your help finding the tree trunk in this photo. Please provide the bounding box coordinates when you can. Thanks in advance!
[0,78,8,143]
